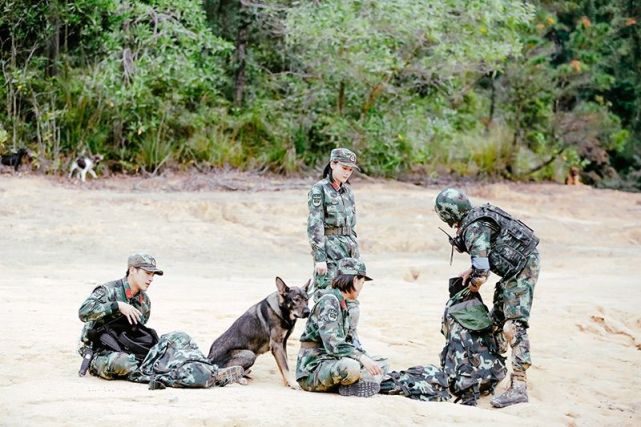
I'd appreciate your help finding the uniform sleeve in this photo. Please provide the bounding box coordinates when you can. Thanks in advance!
[317,298,362,359]
[307,185,327,262]
[140,298,151,325]
[463,222,491,277]
[78,286,119,322]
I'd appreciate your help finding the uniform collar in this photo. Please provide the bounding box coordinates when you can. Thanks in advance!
[323,177,346,194]
[121,277,145,303]
[330,288,349,311]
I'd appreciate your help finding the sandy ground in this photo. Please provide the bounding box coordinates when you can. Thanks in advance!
[0,172,640,426]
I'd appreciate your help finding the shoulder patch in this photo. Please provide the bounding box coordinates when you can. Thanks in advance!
[326,308,338,322]
[312,193,322,207]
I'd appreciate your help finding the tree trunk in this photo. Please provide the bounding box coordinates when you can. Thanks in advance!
[46,0,60,77]
[337,81,345,115]
[234,7,250,108]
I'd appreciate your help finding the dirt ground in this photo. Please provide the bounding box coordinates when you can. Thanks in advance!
[0,172,640,426]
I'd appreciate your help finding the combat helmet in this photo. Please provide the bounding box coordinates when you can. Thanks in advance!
[434,188,472,227]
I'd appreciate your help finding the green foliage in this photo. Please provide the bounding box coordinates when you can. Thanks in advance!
[0,0,638,190]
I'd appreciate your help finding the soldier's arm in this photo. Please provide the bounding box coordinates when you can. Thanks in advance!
[78,286,118,322]
[307,185,327,262]
[463,222,491,285]
[140,298,151,324]
[317,298,363,360]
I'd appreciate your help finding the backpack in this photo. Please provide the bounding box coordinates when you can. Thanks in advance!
[379,364,451,402]
[129,331,222,389]
[87,315,159,362]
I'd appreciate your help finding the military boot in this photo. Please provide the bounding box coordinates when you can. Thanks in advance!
[338,380,380,397]
[456,388,479,406]
[491,373,528,408]
[208,365,245,387]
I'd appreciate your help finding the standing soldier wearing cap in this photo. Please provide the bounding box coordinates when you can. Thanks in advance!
[296,258,388,397]
[77,253,163,379]
[307,148,364,349]
[434,188,540,408]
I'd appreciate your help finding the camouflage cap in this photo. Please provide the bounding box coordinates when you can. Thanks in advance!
[128,253,163,275]
[337,257,372,281]
[330,148,360,170]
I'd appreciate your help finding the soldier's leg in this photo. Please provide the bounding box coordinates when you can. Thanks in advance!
[299,358,361,392]
[90,351,139,380]
[491,252,540,408]
[359,356,389,383]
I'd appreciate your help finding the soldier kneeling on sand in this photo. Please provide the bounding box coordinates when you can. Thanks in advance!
[296,258,389,397]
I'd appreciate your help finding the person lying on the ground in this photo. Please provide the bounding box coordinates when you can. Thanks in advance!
[379,277,506,405]
[296,258,389,397]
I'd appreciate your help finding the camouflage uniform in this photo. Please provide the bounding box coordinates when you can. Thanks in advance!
[440,288,507,405]
[78,277,151,379]
[436,190,540,407]
[307,148,362,347]
[296,288,387,392]
[460,218,540,374]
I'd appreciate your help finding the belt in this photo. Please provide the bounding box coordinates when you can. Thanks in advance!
[324,226,353,236]
[300,341,322,349]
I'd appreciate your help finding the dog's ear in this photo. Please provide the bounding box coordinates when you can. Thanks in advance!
[275,277,289,295]
[302,278,311,293]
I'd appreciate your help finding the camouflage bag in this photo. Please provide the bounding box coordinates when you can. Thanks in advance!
[440,279,507,405]
[379,364,451,402]
[129,331,223,389]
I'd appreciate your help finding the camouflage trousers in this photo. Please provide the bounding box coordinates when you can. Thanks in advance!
[298,356,389,393]
[491,250,540,373]
[90,350,139,380]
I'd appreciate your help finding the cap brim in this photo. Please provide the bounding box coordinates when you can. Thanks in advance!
[363,275,373,281]
[141,267,164,276]
[338,161,360,171]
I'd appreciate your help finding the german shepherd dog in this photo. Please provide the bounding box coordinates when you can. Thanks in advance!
[208,277,310,387]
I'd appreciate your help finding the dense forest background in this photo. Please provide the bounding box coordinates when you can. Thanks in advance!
[1,0,639,189]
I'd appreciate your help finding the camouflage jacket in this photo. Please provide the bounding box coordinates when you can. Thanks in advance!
[78,277,151,347]
[296,288,363,380]
[307,177,357,262]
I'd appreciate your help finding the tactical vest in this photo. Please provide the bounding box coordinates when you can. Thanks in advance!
[459,204,539,278]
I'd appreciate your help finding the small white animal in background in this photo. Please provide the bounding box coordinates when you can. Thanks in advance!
[69,154,104,182]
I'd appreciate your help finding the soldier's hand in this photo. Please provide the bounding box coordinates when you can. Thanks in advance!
[459,268,472,283]
[359,355,383,376]
[467,276,486,293]
[315,261,328,276]
[117,301,142,324]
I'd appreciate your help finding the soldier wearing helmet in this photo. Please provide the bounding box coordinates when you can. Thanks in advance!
[434,188,541,408]
[307,148,364,350]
